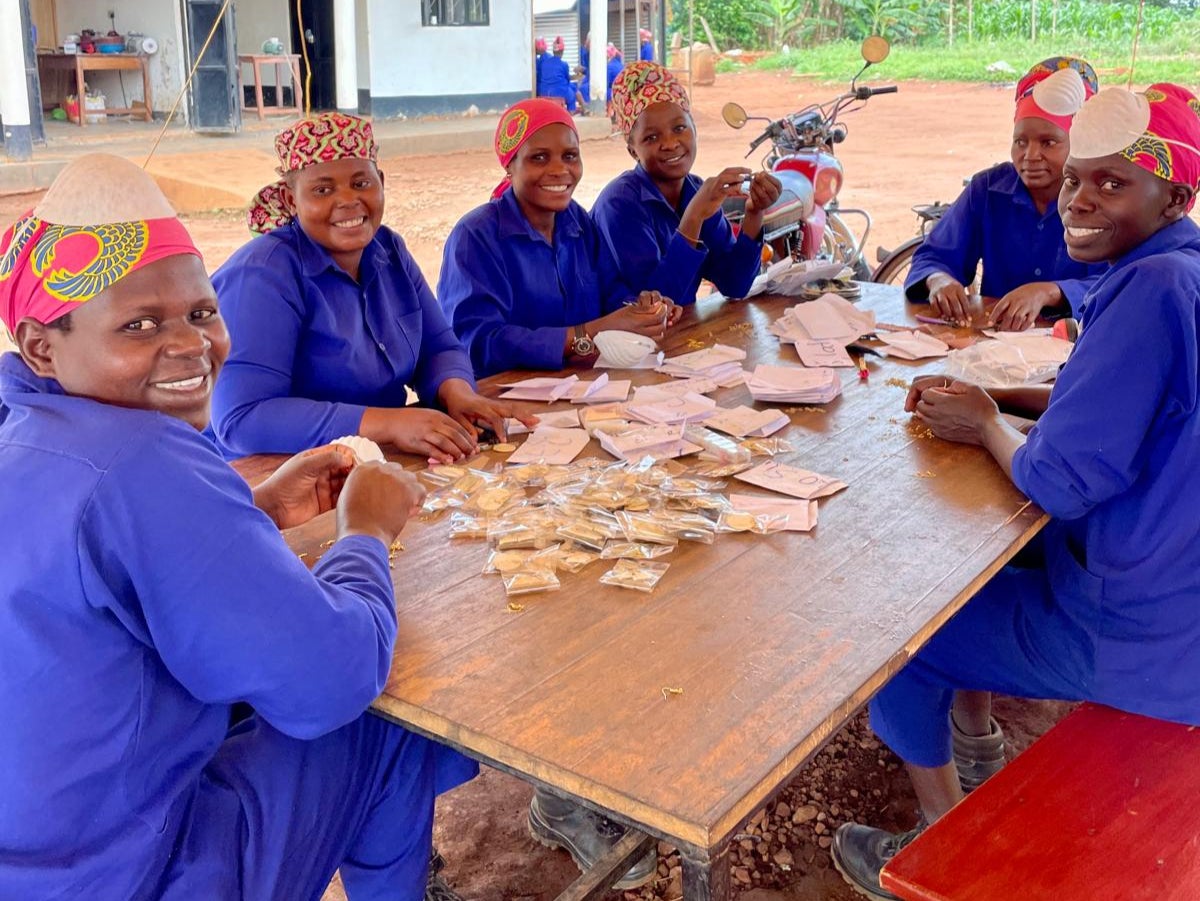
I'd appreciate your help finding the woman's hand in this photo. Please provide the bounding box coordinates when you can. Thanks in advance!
[336,462,426,547]
[987,282,1064,331]
[438,378,538,446]
[903,374,954,413]
[740,171,783,240]
[253,444,356,530]
[926,273,972,326]
[679,166,753,243]
[913,380,1001,446]
[590,291,682,341]
[360,405,478,464]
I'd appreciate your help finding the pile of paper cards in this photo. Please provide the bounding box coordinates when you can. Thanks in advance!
[597,423,702,462]
[744,259,851,298]
[656,344,747,385]
[499,372,631,404]
[770,293,876,346]
[747,364,842,404]
[703,405,790,438]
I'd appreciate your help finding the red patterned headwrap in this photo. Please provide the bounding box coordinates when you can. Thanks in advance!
[248,113,379,235]
[1070,86,1200,211]
[491,99,578,200]
[1014,57,1098,132]
[0,154,201,332]
[610,61,691,137]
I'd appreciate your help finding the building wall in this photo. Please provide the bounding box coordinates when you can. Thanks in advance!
[51,0,184,114]
[366,0,532,117]
[235,0,291,86]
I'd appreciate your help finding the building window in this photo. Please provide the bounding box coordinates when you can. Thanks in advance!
[422,0,489,26]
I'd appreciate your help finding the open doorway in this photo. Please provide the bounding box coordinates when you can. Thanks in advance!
[289,0,335,111]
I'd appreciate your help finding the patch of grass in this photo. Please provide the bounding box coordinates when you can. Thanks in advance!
[715,57,743,74]
[755,37,1200,85]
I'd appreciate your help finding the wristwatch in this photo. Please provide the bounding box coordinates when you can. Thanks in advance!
[570,324,596,356]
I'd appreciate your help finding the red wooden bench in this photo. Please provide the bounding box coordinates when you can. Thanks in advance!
[881,703,1200,901]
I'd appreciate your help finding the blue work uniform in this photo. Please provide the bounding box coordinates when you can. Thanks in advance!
[592,164,765,305]
[606,56,623,101]
[0,353,476,900]
[640,40,654,62]
[439,189,629,378]
[871,218,1200,767]
[210,220,476,458]
[904,162,1102,315]
[579,46,591,103]
[541,54,576,112]
[535,51,549,96]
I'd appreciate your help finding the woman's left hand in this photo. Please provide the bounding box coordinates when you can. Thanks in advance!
[439,378,538,443]
[741,172,783,240]
[914,380,1001,446]
[253,444,357,530]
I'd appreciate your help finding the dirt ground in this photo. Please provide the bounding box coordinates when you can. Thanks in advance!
[0,69,1073,900]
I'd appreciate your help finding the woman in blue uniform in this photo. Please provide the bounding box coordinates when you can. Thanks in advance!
[832,86,1200,900]
[0,153,476,901]
[439,98,681,379]
[209,113,531,463]
[906,57,1104,329]
[541,35,576,112]
[592,62,782,306]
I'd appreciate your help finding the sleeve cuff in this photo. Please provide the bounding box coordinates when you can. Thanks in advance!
[328,403,369,440]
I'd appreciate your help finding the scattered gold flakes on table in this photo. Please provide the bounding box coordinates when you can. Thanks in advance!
[390,540,405,553]
[886,378,910,389]
[297,552,309,560]
[506,601,526,613]
[684,338,707,350]
[661,686,684,699]
[915,470,937,479]
[492,443,517,453]
[908,423,936,439]
[729,322,753,334]
[784,406,828,415]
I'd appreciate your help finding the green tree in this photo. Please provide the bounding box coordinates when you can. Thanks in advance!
[669,0,762,49]
[749,0,836,48]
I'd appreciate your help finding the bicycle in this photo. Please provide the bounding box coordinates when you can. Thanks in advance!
[869,201,950,286]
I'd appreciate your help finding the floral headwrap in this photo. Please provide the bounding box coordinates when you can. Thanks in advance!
[0,154,200,332]
[1014,57,1098,132]
[247,113,379,235]
[610,61,691,137]
[1070,86,1200,211]
[491,99,578,200]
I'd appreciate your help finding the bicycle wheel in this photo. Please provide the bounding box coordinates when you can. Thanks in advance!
[871,237,923,286]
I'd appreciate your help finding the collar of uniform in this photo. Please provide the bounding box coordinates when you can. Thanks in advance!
[0,351,64,399]
[292,219,386,279]
[1110,216,1200,273]
[496,188,583,242]
[987,163,1040,213]
[632,164,700,213]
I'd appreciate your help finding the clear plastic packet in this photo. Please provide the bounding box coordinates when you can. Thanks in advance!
[659,476,727,497]
[420,464,468,488]
[505,462,552,487]
[715,510,789,534]
[503,569,561,596]
[421,488,466,516]
[613,510,679,546]
[740,437,795,457]
[551,545,602,573]
[469,486,521,516]
[684,426,753,466]
[692,459,756,478]
[620,494,652,512]
[555,519,611,551]
[483,548,536,575]
[577,487,630,511]
[599,559,670,592]
[656,510,716,544]
[666,492,732,514]
[447,512,489,539]
[490,523,559,550]
[600,541,675,560]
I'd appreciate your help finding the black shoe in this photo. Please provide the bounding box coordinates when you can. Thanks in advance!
[527,790,657,890]
[425,848,463,901]
[831,821,925,901]
[952,714,1006,792]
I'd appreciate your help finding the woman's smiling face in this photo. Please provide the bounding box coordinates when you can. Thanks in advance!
[506,123,582,218]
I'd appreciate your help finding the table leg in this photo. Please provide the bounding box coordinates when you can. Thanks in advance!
[681,843,731,901]
[74,58,86,127]
[253,61,265,120]
[141,59,152,121]
[274,62,284,111]
[291,57,303,115]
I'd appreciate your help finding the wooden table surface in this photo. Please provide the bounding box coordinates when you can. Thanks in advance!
[249,282,1046,860]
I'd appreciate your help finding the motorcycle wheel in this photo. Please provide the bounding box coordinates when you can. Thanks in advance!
[871,236,923,286]
[822,215,872,281]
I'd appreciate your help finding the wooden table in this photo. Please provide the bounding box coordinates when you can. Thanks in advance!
[36,52,153,126]
[237,54,303,120]
[240,283,1047,899]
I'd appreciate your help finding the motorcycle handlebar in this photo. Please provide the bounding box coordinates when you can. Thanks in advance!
[864,85,899,96]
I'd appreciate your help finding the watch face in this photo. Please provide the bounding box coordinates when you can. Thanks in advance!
[575,335,595,355]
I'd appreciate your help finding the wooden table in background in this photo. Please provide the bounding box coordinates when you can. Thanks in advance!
[36,52,153,126]
[237,54,303,120]
[239,283,1047,900]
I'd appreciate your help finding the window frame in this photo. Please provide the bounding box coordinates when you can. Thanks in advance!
[421,0,490,27]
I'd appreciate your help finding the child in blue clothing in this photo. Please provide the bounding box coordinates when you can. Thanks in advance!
[440,98,681,379]
[906,57,1104,329]
[0,153,476,901]
[210,114,532,462]
[832,85,1200,900]
[592,61,782,306]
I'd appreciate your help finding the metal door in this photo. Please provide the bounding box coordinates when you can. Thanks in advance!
[183,0,241,133]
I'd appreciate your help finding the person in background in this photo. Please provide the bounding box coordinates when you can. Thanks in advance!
[534,36,549,99]
[639,27,654,61]
[439,98,680,379]
[210,113,533,463]
[833,86,1200,900]
[592,61,782,306]
[541,35,576,112]
[0,152,477,901]
[905,57,1104,330]
[605,43,624,107]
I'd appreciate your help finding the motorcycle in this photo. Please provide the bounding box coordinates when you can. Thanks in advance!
[721,36,897,279]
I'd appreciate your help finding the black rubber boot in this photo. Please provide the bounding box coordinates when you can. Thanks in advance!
[952,714,1007,792]
[831,820,926,901]
[528,788,657,890]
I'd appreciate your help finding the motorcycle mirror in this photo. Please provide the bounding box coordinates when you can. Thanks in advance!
[860,36,890,65]
[721,102,749,129]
